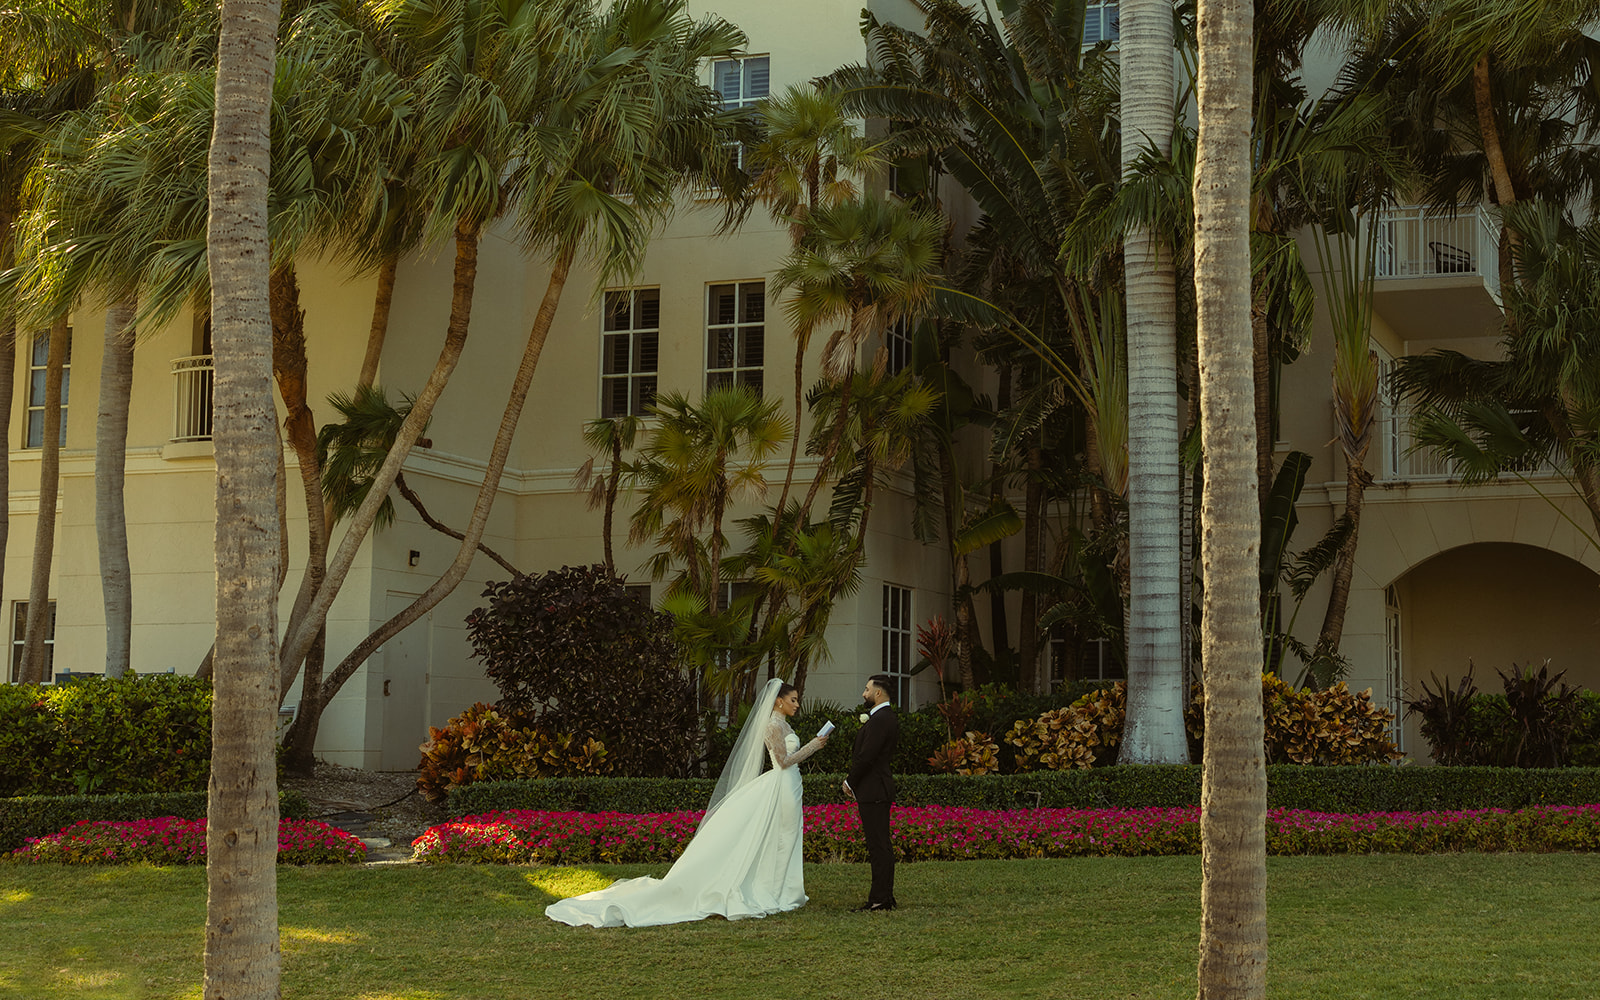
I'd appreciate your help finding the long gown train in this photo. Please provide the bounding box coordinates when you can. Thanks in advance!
[545,721,821,928]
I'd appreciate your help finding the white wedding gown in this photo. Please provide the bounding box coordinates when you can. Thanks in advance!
[545,718,824,928]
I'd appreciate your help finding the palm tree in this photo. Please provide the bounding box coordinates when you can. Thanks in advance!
[631,387,790,618]
[574,415,644,573]
[17,316,66,682]
[204,0,283,993]
[1192,0,1267,993]
[1120,0,1188,765]
[288,0,750,759]
[744,84,881,518]
[770,193,943,522]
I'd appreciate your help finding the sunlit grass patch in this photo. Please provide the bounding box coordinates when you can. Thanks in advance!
[50,968,123,990]
[525,866,626,900]
[281,925,367,951]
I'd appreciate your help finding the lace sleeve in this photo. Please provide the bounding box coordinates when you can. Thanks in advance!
[765,719,826,769]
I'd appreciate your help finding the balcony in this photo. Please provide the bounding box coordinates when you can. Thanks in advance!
[171,355,213,442]
[1377,398,1564,484]
[1371,205,1504,343]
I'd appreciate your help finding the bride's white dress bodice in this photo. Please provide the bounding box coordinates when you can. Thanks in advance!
[545,717,825,928]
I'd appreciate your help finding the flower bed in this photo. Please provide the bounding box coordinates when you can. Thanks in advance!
[9,817,368,865]
[412,803,1600,864]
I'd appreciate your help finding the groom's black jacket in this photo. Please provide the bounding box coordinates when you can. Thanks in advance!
[849,706,898,803]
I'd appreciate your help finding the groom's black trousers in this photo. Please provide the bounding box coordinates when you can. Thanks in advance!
[858,800,895,903]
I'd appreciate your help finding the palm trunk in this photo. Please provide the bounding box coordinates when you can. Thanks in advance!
[313,251,573,708]
[602,435,621,572]
[97,298,137,677]
[1121,0,1187,764]
[1472,55,1516,209]
[1194,0,1267,992]
[20,315,69,683]
[1018,444,1044,695]
[798,372,854,519]
[270,267,330,697]
[358,255,398,390]
[279,221,481,681]
[1251,304,1274,517]
[205,0,283,994]
[1314,459,1371,662]
[0,211,14,650]
[988,364,1012,664]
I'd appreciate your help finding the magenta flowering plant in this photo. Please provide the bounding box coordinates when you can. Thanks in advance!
[10,817,368,865]
[409,803,1600,865]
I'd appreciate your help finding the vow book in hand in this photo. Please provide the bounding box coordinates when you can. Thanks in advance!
[817,721,836,738]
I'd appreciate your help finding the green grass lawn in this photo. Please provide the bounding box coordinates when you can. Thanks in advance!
[3,854,1598,1000]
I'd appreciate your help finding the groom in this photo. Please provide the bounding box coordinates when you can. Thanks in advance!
[844,673,898,911]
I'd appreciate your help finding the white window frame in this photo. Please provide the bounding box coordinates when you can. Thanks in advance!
[600,287,661,418]
[881,584,914,707]
[24,328,71,450]
[885,317,914,375]
[712,55,770,171]
[1085,1,1119,46]
[705,282,766,396]
[10,600,56,684]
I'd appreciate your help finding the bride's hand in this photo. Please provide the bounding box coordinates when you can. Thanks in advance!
[816,734,829,745]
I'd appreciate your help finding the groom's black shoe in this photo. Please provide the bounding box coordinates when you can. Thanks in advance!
[854,901,896,912]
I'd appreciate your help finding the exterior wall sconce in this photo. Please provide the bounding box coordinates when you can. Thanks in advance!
[408,550,420,567]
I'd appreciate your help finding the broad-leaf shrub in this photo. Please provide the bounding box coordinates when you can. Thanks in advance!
[1005,685,1126,770]
[1408,663,1598,766]
[1186,676,1401,766]
[927,732,1001,774]
[465,565,699,778]
[417,704,612,803]
[0,674,212,797]
[413,803,1600,864]
[10,816,366,865]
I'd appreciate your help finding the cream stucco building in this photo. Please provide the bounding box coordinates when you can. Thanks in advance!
[6,0,1595,768]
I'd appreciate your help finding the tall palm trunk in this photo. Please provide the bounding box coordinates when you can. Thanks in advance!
[270,266,330,697]
[19,315,69,683]
[358,255,398,390]
[1121,0,1188,764]
[1194,0,1267,993]
[97,299,136,677]
[1019,443,1044,694]
[204,0,283,995]
[311,250,574,710]
[1314,459,1371,660]
[278,222,481,682]
[0,211,18,669]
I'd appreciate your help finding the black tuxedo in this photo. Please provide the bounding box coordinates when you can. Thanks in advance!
[849,704,898,905]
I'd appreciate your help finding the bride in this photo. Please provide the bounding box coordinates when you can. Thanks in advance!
[545,677,829,927]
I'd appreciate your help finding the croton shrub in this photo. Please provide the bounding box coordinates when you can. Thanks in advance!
[927,676,1400,773]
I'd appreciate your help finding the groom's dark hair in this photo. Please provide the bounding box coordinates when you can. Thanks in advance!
[866,674,894,701]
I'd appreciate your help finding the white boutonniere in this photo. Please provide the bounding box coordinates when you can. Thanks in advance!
[859,713,870,723]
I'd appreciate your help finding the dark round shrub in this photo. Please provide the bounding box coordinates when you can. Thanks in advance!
[465,565,699,778]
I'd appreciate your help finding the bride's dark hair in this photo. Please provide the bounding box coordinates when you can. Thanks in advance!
[776,683,797,699]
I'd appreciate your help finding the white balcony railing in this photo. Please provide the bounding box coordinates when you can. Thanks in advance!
[1379,397,1565,483]
[1373,205,1501,300]
[171,355,214,442]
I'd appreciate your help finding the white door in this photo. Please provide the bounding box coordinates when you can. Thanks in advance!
[380,592,432,770]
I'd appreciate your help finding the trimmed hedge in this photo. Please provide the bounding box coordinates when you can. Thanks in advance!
[0,674,212,796]
[0,789,312,854]
[446,765,1600,818]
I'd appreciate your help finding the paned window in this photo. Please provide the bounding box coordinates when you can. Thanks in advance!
[10,600,55,684]
[712,56,770,171]
[1085,0,1119,45]
[881,584,913,707]
[885,317,913,375]
[713,55,769,110]
[706,282,765,395]
[601,288,660,418]
[24,329,71,449]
